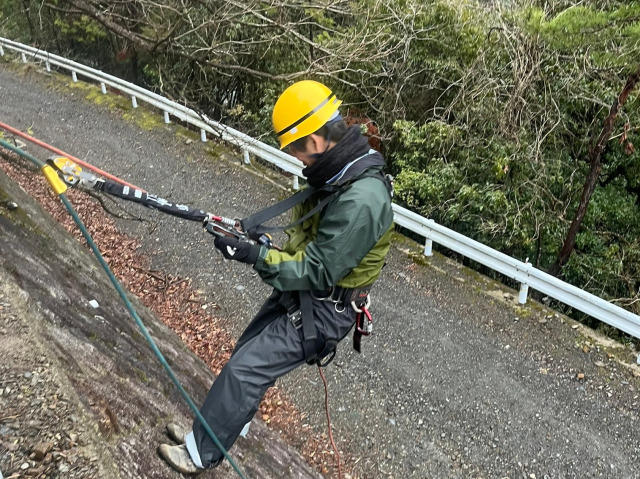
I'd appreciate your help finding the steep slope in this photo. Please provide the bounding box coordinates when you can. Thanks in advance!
[0,166,320,478]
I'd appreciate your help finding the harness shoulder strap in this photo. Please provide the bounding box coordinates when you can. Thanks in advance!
[240,187,317,235]
[240,151,391,239]
[241,184,341,238]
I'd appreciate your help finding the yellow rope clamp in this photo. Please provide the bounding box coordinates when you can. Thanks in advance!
[42,164,68,195]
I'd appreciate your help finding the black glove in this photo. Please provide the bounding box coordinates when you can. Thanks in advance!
[214,236,261,265]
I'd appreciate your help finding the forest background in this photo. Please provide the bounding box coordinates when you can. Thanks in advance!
[1,0,639,335]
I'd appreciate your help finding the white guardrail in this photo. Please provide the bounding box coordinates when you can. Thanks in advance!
[2,37,640,344]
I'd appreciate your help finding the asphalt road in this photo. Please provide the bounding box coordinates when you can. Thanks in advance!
[2,63,640,479]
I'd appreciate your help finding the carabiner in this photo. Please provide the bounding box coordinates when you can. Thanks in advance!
[351,295,371,313]
[355,307,373,336]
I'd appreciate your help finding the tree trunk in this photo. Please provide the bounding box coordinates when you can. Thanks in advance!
[21,0,36,41]
[548,63,640,277]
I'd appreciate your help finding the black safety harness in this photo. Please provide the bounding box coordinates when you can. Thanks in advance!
[239,151,393,366]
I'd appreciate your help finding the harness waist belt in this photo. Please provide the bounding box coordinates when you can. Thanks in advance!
[280,286,372,367]
[311,285,371,306]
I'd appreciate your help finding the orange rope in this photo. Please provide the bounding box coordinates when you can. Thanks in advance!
[0,121,143,191]
[318,366,343,479]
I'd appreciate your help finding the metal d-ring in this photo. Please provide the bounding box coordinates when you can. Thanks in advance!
[311,286,334,301]
[351,295,371,313]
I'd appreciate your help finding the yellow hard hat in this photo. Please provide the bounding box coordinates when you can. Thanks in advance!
[272,80,342,149]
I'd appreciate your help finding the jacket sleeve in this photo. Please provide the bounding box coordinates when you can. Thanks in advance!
[253,178,391,291]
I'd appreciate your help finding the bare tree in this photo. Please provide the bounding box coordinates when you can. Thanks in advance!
[548,63,640,277]
[52,0,419,122]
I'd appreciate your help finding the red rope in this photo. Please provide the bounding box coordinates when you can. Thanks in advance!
[317,366,343,479]
[0,121,144,191]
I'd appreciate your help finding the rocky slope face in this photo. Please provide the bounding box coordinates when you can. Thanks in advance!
[0,166,320,479]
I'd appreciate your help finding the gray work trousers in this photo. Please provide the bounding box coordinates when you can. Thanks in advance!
[191,289,356,467]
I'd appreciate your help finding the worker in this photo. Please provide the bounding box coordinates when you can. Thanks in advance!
[158,80,394,473]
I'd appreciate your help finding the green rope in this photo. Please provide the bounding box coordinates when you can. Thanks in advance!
[0,139,249,479]
[0,138,46,167]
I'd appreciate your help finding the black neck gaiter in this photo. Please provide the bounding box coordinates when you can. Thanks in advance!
[302,126,372,188]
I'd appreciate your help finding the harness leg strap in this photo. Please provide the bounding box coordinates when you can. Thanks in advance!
[299,291,318,365]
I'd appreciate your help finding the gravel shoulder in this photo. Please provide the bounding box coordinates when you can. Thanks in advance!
[2,61,640,479]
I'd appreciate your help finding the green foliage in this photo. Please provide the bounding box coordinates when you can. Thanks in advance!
[53,15,106,44]
[388,1,640,313]
[0,0,30,41]
[525,3,640,67]
[391,120,463,171]
[567,182,640,301]
[1,0,639,315]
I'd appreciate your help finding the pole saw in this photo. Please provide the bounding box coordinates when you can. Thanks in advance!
[47,156,274,248]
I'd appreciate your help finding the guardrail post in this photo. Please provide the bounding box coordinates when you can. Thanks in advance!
[200,129,207,142]
[164,111,170,124]
[292,176,299,190]
[242,149,250,164]
[0,45,4,56]
[21,53,27,63]
[424,219,435,256]
[424,237,433,256]
[518,261,532,305]
[100,82,107,94]
[71,71,78,82]
[518,283,529,305]
[131,96,138,108]
[45,61,51,72]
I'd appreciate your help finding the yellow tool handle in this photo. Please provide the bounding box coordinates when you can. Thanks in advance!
[42,164,67,195]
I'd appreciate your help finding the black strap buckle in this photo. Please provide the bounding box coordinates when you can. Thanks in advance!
[287,309,303,330]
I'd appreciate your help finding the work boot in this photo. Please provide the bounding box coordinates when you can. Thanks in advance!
[166,423,187,444]
[158,443,203,475]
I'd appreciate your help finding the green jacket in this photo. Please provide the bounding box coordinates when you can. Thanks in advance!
[253,166,394,291]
